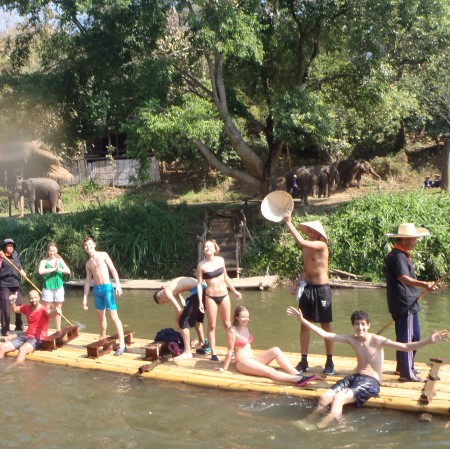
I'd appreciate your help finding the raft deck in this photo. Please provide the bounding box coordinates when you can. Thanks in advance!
[7,330,450,418]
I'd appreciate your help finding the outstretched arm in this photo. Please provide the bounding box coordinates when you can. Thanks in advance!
[383,330,449,352]
[287,306,349,343]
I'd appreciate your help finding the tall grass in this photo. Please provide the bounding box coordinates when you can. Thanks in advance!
[0,201,203,287]
[3,190,449,286]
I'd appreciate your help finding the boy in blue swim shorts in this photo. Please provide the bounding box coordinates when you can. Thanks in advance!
[82,237,127,356]
[287,307,449,429]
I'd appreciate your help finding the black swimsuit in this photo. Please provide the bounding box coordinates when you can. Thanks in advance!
[203,267,227,304]
[203,267,224,279]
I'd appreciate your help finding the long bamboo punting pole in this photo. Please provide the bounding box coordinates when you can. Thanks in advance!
[376,271,450,335]
[1,254,74,326]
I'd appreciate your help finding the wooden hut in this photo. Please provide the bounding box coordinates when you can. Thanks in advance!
[0,140,74,190]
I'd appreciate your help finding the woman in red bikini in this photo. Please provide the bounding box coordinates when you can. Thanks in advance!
[218,305,317,386]
[197,240,241,361]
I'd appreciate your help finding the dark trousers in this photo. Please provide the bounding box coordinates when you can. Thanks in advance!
[394,311,420,379]
[0,287,23,335]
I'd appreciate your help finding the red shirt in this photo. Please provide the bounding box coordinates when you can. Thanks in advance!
[19,304,49,339]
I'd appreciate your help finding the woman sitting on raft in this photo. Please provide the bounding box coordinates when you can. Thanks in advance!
[218,305,317,387]
[197,240,242,361]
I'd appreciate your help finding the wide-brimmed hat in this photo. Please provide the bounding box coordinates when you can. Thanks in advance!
[298,221,328,242]
[261,190,294,223]
[386,223,430,238]
[1,238,16,248]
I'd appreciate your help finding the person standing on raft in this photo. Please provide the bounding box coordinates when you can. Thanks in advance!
[283,212,334,375]
[0,238,26,336]
[153,276,208,360]
[39,242,71,332]
[197,240,242,362]
[386,223,437,382]
[81,237,127,356]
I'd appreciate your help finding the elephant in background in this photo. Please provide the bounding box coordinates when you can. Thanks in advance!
[317,164,340,198]
[285,166,310,204]
[337,159,381,188]
[13,177,62,215]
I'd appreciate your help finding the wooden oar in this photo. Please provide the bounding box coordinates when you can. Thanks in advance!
[1,254,74,327]
[376,271,450,335]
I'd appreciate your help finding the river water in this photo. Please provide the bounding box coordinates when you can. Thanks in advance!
[1,286,449,449]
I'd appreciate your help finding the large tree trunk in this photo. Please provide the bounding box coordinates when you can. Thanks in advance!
[208,53,265,182]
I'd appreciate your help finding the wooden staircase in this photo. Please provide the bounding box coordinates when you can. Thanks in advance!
[197,209,249,278]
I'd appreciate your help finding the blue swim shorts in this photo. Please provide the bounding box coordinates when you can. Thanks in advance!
[331,373,380,407]
[11,335,41,351]
[93,283,117,311]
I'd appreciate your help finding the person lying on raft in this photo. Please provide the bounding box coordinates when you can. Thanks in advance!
[218,305,317,387]
[287,306,449,429]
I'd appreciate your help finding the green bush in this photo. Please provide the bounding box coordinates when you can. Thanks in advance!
[0,201,203,286]
[243,191,450,282]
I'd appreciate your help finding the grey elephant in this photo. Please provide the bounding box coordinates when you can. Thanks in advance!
[317,164,340,198]
[285,166,314,204]
[14,177,62,214]
[337,159,381,188]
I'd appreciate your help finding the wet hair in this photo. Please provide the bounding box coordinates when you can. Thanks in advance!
[153,288,164,304]
[351,310,370,325]
[232,305,249,326]
[82,237,95,245]
[205,239,220,254]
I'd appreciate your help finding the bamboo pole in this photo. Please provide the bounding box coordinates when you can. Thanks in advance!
[376,271,450,335]
[1,255,73,326]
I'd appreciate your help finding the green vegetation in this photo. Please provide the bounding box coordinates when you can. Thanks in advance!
[3,182,449,286]
[1,1,449,192]
[0,200,204,288]
[243,190,450,282]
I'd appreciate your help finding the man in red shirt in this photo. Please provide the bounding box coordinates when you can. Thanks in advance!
[0,290,58,365]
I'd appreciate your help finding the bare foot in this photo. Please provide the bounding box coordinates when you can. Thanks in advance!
[293,419,317,431]
[174,352,193,361]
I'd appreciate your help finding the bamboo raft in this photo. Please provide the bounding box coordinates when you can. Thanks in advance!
[5,330,450,418]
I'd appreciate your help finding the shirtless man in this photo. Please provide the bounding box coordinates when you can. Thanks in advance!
[287,306,449,428]
[81,237,127,356]
[153,276,208,360]
[283,211,334,375]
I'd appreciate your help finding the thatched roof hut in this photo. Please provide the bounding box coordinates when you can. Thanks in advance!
[0,141,74,188]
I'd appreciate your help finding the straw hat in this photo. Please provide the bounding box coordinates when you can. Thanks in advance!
[298,221,328,242]
[261,190,294,222]
[386,223,430,238]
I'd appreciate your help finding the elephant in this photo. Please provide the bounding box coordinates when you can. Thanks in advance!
[317,164,340,198]
[13,177,62,215]
[337,159,381,188]
[285,166,317,204]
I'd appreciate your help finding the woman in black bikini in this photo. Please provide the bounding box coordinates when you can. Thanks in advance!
[197,240,242,361]
[218,306,317,386]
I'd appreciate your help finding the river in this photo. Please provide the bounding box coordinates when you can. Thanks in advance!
[1,286,449,449]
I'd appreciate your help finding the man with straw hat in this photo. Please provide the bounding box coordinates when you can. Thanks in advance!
[283,212,334,375]
[386,223,437,382]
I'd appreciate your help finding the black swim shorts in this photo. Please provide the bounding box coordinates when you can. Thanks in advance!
[179,294,205,329]
[299,284,332,323]
[331,374,380,407]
